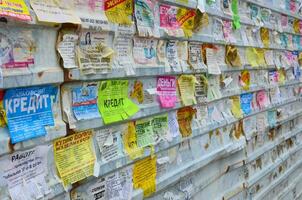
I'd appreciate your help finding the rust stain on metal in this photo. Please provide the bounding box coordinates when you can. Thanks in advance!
[38,71,44,78]
[8,138,15,153]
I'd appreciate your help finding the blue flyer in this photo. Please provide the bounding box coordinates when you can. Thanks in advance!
[4,85,58,144]
[240,93,253,115]
[72,85,100,121]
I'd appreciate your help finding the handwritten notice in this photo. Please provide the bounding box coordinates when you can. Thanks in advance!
[104,0,133,25]
[0,0,31,21]
[72,85,100,121]
[157,76,177,108]
[30,0,81,24]
[177,107,196,137]
[98,80,139,124]
[133,156,157,197]
[0,145,50,200]
[53,130,96,187]
[4,85,57,144]
[178,75,197,106]
[135,118,155,148]
[123,122,144,160]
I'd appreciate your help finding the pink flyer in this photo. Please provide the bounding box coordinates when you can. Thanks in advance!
[157,76,177,108]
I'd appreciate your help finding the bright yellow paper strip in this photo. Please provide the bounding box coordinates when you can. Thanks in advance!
[104,0,133,25]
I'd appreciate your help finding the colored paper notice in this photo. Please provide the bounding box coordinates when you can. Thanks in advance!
[133,156,157,197]
[130,80,144,104]
[135,0,159,37]
[231,0,241,29]
[135,118,155,148]
[0,145,50,200]
[123,122,144,160]
[267,110,276,127]
[225,45,242,67]
[246,47,258,67]
[157,76,177,108]
[240,70,250,91]
[53,130,96,187]
[176,7,196,37]
[230,96,242,119]
[98,80,139,124]
[72,85,101,121]
[256,90,269,109]
[152,114,169,143]
[240,93,253,115]
[159,4,183,37]
[104,0,133,25]
[177,107,196,137]
[178,75,197,106]
[30,0,81,24]
[0,91,6,127]
[4,85,57,144]
[260,27,270,48]
[0,0,31,21]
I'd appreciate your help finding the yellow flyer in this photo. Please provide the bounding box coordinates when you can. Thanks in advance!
[176,7,196,37]
[133,156,157,197]
[225,45,242,67]
[98,80,139,124]
[104,0,133,25]
[230,96,243,119]
[177,107,196,137]
[53,130,96,187]
[260,28,270,48]
[246,47,258,67]
[123,122,144,160]
[240,70,250,91]
[130,80,144,104]
[0,0,31,21]
[178,75,198,106]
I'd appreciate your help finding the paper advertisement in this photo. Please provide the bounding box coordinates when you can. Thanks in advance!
[135,118,155,148]
[135,0,159,37]
[30,0,81,24]
[72,85,100,121]
[133,37,158,66]
[53,130,96,187]
[178,75,197,106]
[104,0,133,25]
[157,76,177,108]
[4,85,57,144]
[133,156,157,197]
[98,80,139,124]
[177,107,196,137]
[0,0,31,21]
[123,122,144,160]
[0,145,50,200]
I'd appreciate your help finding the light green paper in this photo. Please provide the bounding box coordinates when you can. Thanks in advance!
[231,0,241,29]
[136,119,155,148]
[98,80,139,124]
